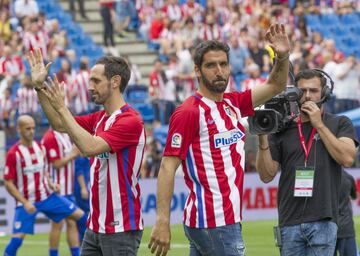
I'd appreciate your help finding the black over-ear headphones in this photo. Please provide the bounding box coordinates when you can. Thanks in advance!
[312,69,334,104]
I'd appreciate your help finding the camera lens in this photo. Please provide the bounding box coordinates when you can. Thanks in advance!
[255,113,274,131]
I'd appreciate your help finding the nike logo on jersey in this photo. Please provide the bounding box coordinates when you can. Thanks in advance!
[214,129,245,148]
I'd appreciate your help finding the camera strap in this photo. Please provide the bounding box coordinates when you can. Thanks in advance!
[296,117,316,167]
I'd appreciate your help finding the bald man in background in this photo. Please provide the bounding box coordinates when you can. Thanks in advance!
[3,115,87,256]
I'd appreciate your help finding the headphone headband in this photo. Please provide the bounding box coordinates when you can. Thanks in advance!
[312,68,334,92]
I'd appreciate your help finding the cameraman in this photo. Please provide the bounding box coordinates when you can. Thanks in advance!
[256,69,359,256]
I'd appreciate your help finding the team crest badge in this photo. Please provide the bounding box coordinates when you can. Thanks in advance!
[224,105,237,119]
[171,133,182,148]
[49,149,57,158]
[14,221,21,230]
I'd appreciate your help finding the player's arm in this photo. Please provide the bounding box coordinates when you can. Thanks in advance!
[4,179,36,213]
[316,127,356,167]
[149,156,181,256]
[256,135,279,183]
[301,103,357,167]
[51,147,80,169]
[27,49,66,132]
[252,23,290,107]
[38,77,111,157]
[77,174,89,200]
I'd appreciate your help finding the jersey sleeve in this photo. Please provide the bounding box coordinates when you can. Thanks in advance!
[97,114,144,152]
[163,106,199,161]
[75,112,99,134]
[42,132,61,162]
[224,90,254,117]
[337,116,359,147]
[4,150,17,180]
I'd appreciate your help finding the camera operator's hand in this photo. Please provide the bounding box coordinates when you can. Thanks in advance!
[265,23,290,58]
[301,101,324,129]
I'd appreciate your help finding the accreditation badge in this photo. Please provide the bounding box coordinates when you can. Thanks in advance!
[294,166,315,197]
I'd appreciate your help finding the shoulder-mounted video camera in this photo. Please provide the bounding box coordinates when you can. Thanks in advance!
[248,87,303,135]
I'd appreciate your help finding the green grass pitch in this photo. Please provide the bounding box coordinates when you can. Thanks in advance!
[2,217,360,255]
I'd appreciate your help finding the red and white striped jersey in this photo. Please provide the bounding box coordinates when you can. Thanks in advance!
[198,24,222,41]
[181,2,203,23]
[4,141,51,206]
[0,96,14,119]
[0,56,24,77]
[42,129,74,196]
[163,90,254,228]
[23,30,49,57]
[75,104,146,234]
[16,87,38,114]
[71,70,90,114]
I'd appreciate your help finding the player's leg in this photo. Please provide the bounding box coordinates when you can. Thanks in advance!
[49,219,65,256]
[38,193,87,244]
[4,233,26,256]
[4,206,36,256]
[65,218,80,256]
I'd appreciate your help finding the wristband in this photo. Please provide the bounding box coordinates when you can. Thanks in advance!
[275,52,290,62]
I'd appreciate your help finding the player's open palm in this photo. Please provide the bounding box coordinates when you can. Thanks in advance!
[27,48,51,88]
[266,23,290,57]
[42,76,66,111]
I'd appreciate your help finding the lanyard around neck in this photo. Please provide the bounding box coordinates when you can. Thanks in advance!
[297,117,317,166]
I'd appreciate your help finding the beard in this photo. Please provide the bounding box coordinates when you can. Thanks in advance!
[89,84,112,105]
[200,72,228,94]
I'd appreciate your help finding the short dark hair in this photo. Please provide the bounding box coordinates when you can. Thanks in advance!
[193,40,230,67]
[96,56,130,93]
[295,69,326,88]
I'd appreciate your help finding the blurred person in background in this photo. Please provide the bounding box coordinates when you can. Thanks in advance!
[3,115,86,256]
[334,55,360,114]
[22,17,49,60]
[42,129,81,256]
[16,75,39,122]
[334,170,358,256]
[248,37,271,74]
[68,0,88,21]
[123,55,142,86]
[0,8,12,42]
[14,0,39,19]
[0,87,15,129]
[99,0,118,56]
[229,34,251,83]
[198,13,222,41]
[149,58,176,127]
[0,44,25,81]
[74,156,90,243]
[70,57,90,115]
[242,63,266,91]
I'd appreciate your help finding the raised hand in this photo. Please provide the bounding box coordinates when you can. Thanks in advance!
[41,75,66,112]
[266,23,290,58]
[27,49,52,88]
